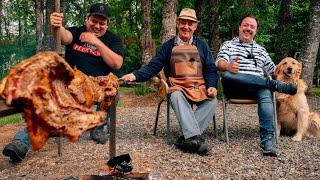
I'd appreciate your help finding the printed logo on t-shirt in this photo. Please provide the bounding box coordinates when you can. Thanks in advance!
[73,43,101,57]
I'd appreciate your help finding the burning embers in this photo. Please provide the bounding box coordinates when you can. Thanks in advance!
[0,51,119,150]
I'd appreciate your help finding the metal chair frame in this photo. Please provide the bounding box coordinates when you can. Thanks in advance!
[221,78,278,145]
[153,79,217,144]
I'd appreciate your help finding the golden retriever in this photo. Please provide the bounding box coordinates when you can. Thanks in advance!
[275,57,320,141]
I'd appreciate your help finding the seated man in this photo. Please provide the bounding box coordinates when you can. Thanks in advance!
[122,8,218,156]
[216,15,297,157]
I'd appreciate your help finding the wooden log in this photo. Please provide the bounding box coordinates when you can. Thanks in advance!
[0,99,21,118]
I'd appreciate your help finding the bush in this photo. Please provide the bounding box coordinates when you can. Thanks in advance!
[0,36,36,78]
[134,84,155,95]
[312,87,320,94]
[115,43,142,77]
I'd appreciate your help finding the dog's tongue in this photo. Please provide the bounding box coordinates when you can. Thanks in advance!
[284,71,292,77]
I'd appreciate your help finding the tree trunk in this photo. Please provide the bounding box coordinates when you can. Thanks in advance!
[35,0,44,52]
[61,0,66,13]
[161,0,177,42]
[43,0,56,50]
[317,63,320,87]
[194,0,205,37]
[301,0,320,94]
[4,17,9,39]
[208,0,220,58]
[18,19,22,47]
[275,0,293,59]
[0,0,3,38]
[140,0,153,64]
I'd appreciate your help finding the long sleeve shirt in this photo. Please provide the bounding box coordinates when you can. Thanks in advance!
[133,36,218,88]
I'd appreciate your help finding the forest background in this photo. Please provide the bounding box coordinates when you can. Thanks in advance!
[0,0,319,94]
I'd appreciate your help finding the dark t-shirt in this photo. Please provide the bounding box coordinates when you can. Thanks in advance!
[65,26,125,77]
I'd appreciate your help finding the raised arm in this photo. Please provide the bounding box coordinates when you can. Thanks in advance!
[50,12,73,45]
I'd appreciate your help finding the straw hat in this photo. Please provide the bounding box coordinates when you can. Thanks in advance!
[178,8,199,22]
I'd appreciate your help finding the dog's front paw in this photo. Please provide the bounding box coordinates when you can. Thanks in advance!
[292,135,302,141]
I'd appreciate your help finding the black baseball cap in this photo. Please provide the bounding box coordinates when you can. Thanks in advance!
[88,3,109,19]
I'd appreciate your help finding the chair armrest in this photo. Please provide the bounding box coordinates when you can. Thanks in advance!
[158,79,169,100]
[228,99,257,104]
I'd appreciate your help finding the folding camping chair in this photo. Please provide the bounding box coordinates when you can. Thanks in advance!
[153,70,217,144]
[220,76,278,145]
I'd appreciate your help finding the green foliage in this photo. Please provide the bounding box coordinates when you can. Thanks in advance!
[151,0,163,39]
[0,114,23,126]
[119,86,135,94]
[268,0,310,63]
[0,36,36,78]
[178,0,195,10]
[0,0,318,82]
[216,79,223,100]
[134,84,155,95]
[313,87,320,94]
[115,43,142,77]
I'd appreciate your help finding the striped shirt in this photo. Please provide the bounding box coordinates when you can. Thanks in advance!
[216,37,275,77]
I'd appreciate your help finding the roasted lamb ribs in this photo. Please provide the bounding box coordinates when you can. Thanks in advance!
[0,51,119,150]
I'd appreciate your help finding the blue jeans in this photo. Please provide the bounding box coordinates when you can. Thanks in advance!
[221,71,275,143]
[169,91,217,139]
[12,128,31,150]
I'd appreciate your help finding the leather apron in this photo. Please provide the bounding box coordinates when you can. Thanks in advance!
[168,44,208,102]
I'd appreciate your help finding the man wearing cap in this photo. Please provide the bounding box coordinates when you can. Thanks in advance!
[121,8,218,156]
[50,3,124,76]
[2,3,125,162]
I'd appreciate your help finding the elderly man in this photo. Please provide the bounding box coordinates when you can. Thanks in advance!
[2,3,125,162]
[216,15,297,157]
[122,8,218,156]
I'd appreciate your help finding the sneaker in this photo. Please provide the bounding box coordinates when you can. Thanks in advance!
[260,140,278,157]
[268,80,297,95]
[2,141,28,162]
[90,129,109,144]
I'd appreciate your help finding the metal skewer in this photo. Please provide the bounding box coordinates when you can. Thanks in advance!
[54,0,62,157]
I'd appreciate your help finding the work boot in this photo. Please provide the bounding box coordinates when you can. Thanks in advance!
[174,135,198,152]
[268,80,297,95]
[90,128,109,144]
[2,141,28,162]
[260,139,278,157]
[174,135,211,156]
[196,136,211,156]
[174,135,185,147]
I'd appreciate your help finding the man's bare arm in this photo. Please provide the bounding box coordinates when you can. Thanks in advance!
[217,58,239,73]
[50,12,73,45]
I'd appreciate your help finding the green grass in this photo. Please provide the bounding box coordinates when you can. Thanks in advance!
[0,113,23,125]
[312,87,320,94]
[119,84,155,95]
[134,84,155,95]
[119,86,134,93]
